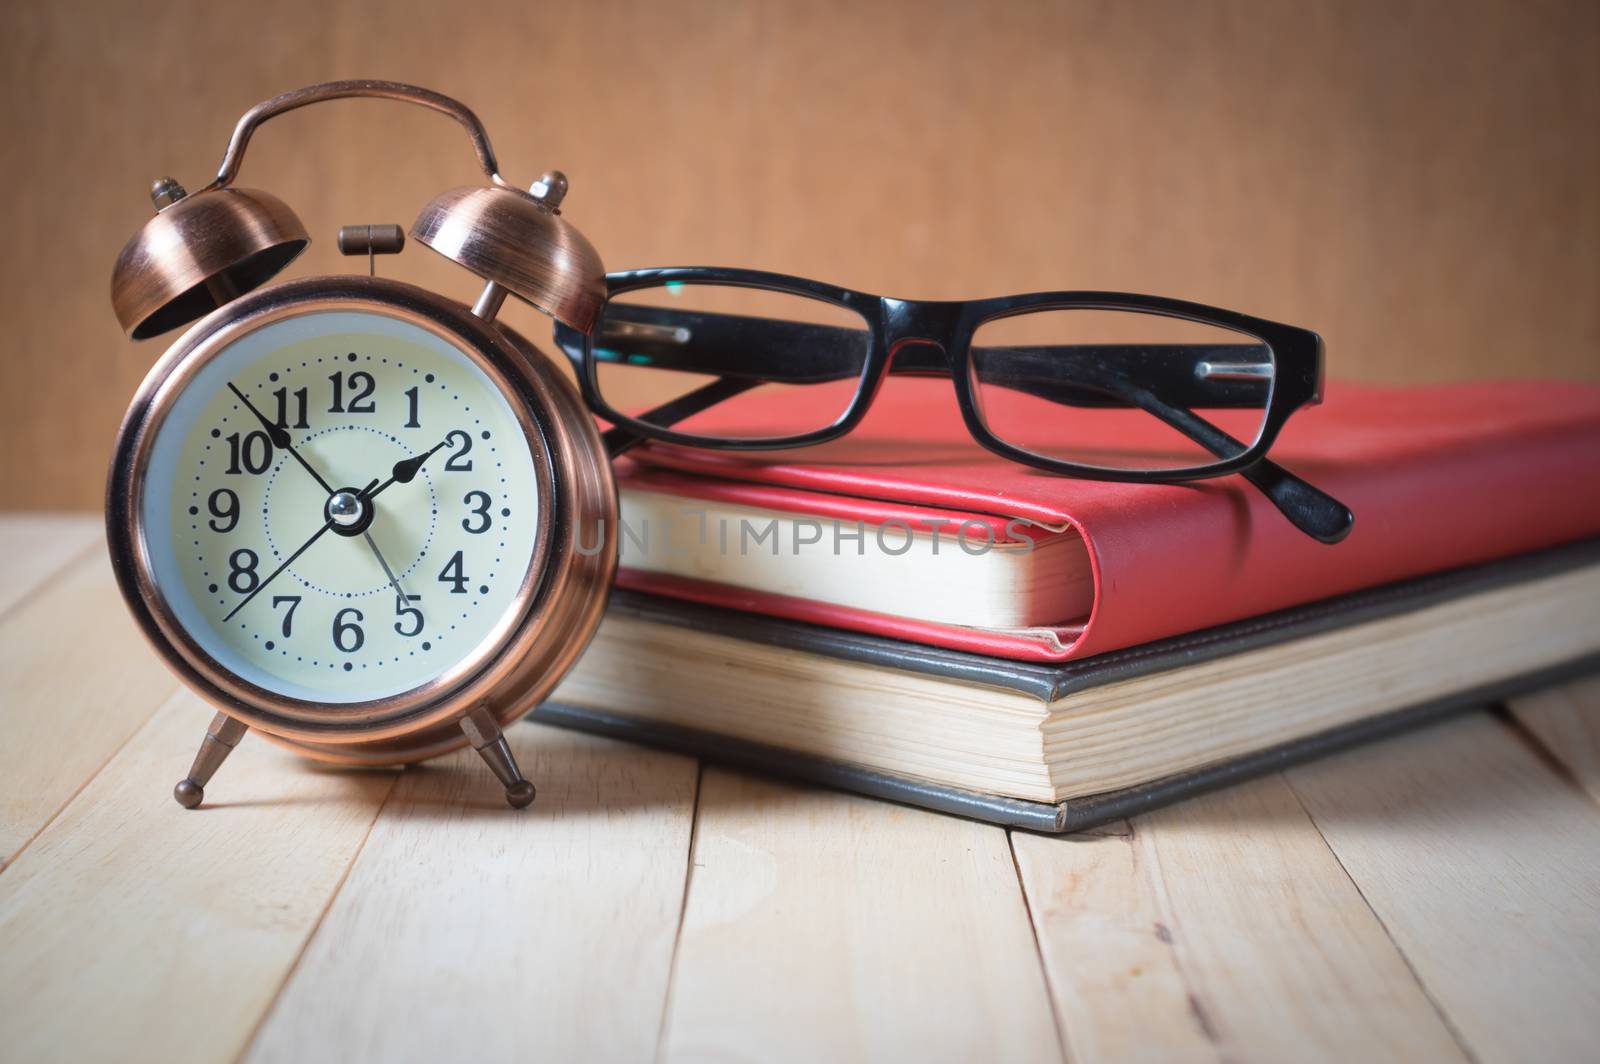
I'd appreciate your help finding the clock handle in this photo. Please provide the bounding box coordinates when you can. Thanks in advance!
[173,712,249,809]
[460,707,537,809]
[206,79,506,192]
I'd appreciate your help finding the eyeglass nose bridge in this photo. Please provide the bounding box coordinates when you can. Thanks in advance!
[881,297,964,375]
[884,335,953,377]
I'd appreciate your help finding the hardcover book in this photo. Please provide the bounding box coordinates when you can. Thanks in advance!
[544,540,1600,831]
[611,379,1600,661]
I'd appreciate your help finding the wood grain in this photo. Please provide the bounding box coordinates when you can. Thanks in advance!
[4,0,1599,509]
[0,549,180,865]
[244,721,698,1064]
[1286,712,1600,1064]
[0,689,398,1064]
[1012,776,1465,1063]
[1506,676,1600,804]
[659,768,1062,1064]
[1,515,1598,1062]
[0,514,100,617]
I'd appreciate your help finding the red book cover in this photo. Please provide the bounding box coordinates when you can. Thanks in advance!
[613,378,1600,662]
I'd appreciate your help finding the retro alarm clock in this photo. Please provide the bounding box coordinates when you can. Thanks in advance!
[107,81,617,809]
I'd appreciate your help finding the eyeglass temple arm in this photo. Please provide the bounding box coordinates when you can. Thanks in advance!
[600,377,760,457]
[1078,378,1355,544]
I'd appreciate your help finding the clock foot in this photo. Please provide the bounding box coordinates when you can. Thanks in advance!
[174,712,249,809]
[460,706,536,809]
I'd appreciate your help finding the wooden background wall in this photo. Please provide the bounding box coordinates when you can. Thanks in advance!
[2,0,1596,510]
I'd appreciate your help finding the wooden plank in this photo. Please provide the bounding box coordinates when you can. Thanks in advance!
[659,769,1062,1064]
[1287,712,1600,1064]
[1012,776,1465,1063]
[244,721,698,1064]
[1507,675,1600,804]
[0,513,100,618]
[0,549,180,865]
[0,689,397,1064]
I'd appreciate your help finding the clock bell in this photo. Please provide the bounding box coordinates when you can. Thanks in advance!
[111,79,606,339]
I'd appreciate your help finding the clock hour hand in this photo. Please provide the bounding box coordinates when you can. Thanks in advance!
[227,382,335,495]
[222,477,379,622]
[362,439,448,503]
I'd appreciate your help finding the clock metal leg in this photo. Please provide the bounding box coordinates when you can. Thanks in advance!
[460,706,536,809]
[174,712,249,809]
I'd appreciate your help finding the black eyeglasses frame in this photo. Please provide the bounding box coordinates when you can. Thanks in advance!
[553,266,1350,543]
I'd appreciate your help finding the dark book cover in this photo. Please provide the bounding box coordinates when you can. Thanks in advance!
[536,538,1600,833]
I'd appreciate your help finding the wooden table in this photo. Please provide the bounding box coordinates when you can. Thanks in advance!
[2,514,1597,1063]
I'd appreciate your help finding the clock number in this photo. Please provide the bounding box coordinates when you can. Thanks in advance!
[394,594,424,637]
[227,549,259,594]
[272,386,309,429]
[333,608,365,653]
[225,431,274,475]
[271,595,301,637]
[328,370,376,414]
[463,491,493,534]
[206,488,239,533]
[404,386,421,429]
[443,430,473,471]
[438,550,468,594]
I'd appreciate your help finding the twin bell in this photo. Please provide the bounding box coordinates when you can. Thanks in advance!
[109,80,605,341]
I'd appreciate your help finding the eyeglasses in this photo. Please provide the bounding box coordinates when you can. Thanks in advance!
[551,267,1353,544]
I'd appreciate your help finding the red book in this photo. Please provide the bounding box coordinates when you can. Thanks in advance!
[612,378,1600,662]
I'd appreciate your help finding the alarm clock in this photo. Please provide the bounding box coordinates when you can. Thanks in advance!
[106,81,617,809]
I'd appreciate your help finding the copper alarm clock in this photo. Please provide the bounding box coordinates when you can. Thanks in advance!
[107,82,617,809]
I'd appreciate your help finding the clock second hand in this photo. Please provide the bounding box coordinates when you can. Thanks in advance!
[362,530,412,610]
[222,477,379,623]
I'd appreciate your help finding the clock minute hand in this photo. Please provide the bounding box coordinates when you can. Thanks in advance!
[222,520,333,623]
[227,382,335,495]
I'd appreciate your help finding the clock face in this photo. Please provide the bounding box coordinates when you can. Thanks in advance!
[140,309,542,705]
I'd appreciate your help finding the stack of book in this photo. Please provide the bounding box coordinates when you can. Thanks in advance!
[545,379,1600,831]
